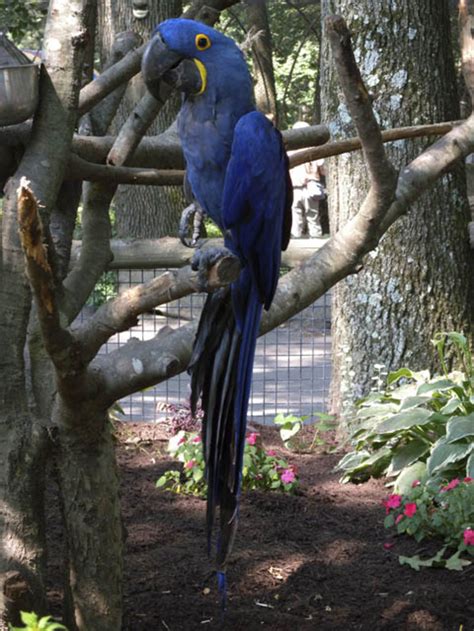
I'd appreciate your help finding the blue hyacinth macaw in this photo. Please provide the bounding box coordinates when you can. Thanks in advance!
[142,18,292,597]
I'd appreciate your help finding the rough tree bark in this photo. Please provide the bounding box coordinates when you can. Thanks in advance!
[320,0,473,417]
[97,0,184,238]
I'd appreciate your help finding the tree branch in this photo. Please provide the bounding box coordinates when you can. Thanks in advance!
[92,323,197,405]
[75,255,241,362]
[67,154,184,185]
[106,93,167,166]
[325,15,397,204]
[289,121,461,167]
[78,43,147,116]
[70,236,326,269]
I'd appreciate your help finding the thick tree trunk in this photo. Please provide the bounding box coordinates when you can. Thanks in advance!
[97,0,185,238]
[0,181,48,627]
[321,1,473,418]
[55,402,123,631]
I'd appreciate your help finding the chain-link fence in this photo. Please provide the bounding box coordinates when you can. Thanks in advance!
[83,268,332,425]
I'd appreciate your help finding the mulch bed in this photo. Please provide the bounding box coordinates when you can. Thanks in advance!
[111,422,473,631]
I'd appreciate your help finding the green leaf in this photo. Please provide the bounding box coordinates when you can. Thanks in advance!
[335,450,370,472]
[20,612,39,627]
[440,397,462,415]
[466,451,474,477]
[387,441,430,477]
[399,396,431,411]
[375,408,433,434]
[393,461,427,495]
[356,403,398,419]
[399,547,446,571]
[445,413,474,443]
[417,379,456,395]
[427,438,474,475]
[193,468,204,482]
[156,475,168,488]
[273,413,300,426]
[280,423,302,444]
[387,367,416,385]
[444,552,471,571]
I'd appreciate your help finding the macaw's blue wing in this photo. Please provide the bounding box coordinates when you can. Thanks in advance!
[190,111,292,586]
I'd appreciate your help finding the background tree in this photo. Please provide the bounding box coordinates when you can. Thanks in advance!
[97,0,184,238]
[320,0,473,417]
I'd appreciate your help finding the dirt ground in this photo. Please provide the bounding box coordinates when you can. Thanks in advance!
[49,422,474,630]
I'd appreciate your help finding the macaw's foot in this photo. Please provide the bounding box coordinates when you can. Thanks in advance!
[179,202,205,247]
[191,246,240,291]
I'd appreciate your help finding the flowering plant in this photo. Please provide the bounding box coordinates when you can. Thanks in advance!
[383,476,474,570]
[156,430,299,496]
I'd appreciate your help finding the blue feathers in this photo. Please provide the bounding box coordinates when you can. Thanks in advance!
[143,18,292,602]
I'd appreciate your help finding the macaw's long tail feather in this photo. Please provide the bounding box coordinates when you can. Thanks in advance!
[188,271,262,581]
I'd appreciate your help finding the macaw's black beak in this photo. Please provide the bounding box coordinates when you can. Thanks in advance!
[142,33,203,99]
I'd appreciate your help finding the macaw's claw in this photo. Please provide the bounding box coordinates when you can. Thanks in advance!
[191,246,237,292]
[179,202,205,248]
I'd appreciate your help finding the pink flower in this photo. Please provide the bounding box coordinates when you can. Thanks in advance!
[178,436,187,445]
[441,478,460,492]
[266,449,277,457]
[281,469,296,484]
[463,529,474,546]
[383,494,402,514]
[383,542,395,550]
[395,514,404,525]
[185,459,196,470]
[411,480,421,488]
[192,435,202,443]
[464,477,473,483]
[404,503,417,518]
[246,432,259,446]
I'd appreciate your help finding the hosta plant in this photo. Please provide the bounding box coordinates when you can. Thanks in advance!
[383,476,474,571]
[336,332,474,487]
[157,430,298,496]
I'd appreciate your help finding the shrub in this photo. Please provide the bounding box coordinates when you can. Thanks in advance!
[383,476,474,570]
[157,430,299,496]
[336,332,474,487]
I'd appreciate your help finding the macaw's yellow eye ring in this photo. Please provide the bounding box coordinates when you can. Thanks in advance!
[195,33,211,51]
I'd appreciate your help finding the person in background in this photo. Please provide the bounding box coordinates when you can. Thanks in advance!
[289,121,327,238]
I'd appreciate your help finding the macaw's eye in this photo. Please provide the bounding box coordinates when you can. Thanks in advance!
[195,33,211,51]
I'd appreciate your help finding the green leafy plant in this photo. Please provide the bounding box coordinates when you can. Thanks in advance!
[336,332,474,486]
[157,430,298,496]
[383,477,474,571]
[274,412,337,452]
[9,611,67,631]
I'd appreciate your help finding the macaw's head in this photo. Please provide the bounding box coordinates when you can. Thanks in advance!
[142,18,250,100]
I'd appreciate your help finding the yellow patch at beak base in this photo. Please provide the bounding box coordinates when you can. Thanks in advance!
[192,58,207,95]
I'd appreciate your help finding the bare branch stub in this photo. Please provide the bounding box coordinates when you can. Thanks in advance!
[17,180,75,364]
[17,181,55,315]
